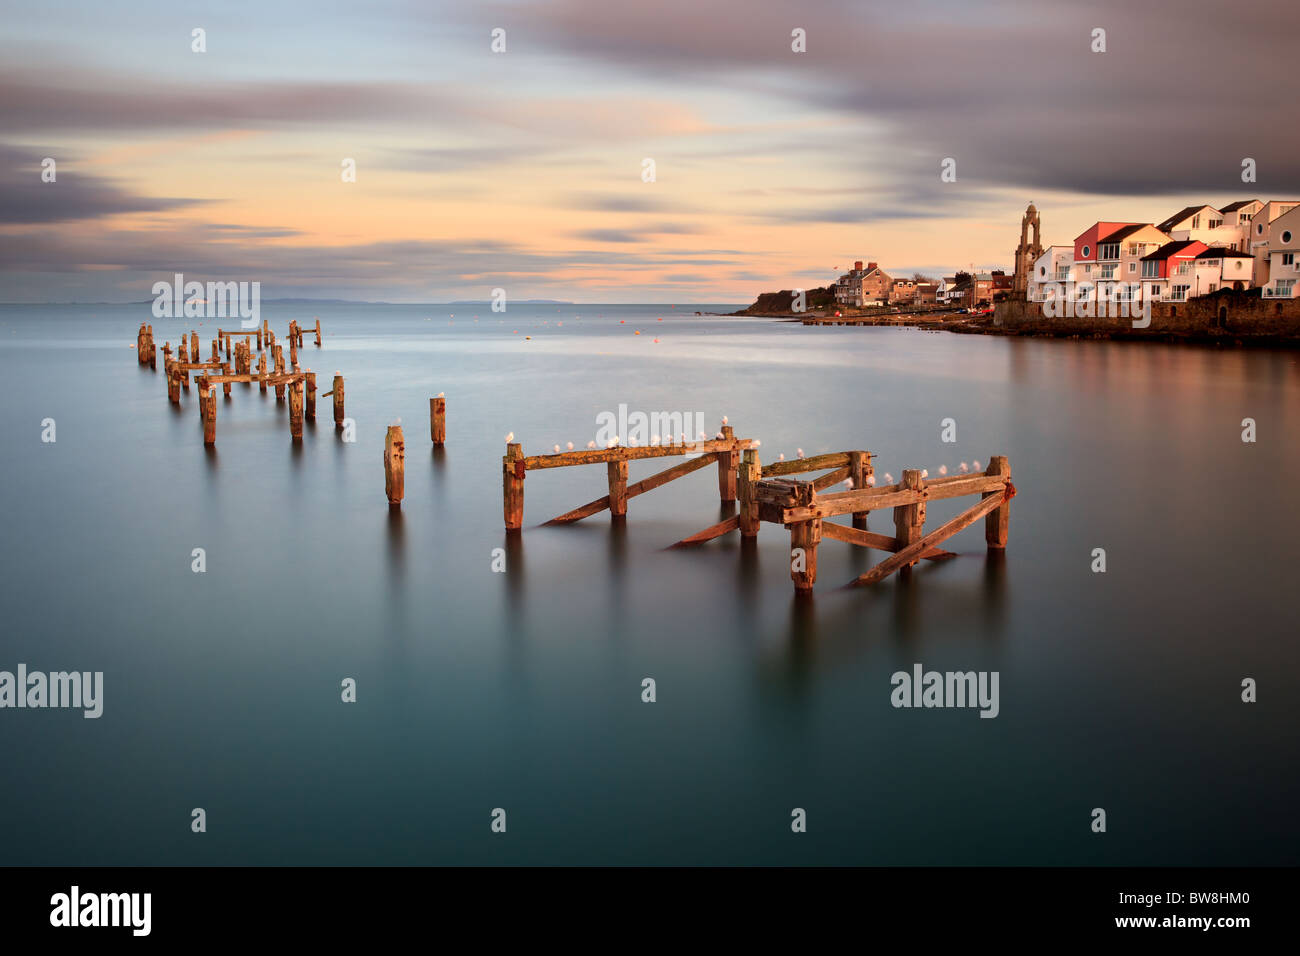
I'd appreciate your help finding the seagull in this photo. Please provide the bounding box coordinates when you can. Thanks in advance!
[938,465,948,475]
[651,434,660,445]
[721,415,728,425]
[972,459,982,471]
[959,462,969,473]
[884,472,894,484]
[778,453,786,461]
[437,391,444,398]
[505,432,514,443]
[566,442,574,451]
[866,474,877,486]
[587,441,596,449]
[553,444,560,454]
[796,448,804,458]
[843,478,854,489]
[753,439,761,447]
[921,469,929,478]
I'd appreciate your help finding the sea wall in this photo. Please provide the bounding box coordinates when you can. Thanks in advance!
[993,292,1300,342]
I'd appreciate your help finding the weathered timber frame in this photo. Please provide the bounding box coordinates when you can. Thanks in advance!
[502,424,756,531]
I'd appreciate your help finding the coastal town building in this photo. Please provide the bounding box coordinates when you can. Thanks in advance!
[1139,240,1208,302]
[1259,205,1300,298]
[1220,200,1263,252]
[834,260,892,307]
[889,278,917,304]
[1191,247,1254,296]
[1248,201,1300,289]
[915,282,940,305]
[1028,246,1073,301]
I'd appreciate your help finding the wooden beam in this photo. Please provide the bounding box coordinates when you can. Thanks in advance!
[778,473,1008,524]
[543,452,719,525]
[820,520,955,560]
[848,489,1008,588]
[811,465,851,492]
[761,452,852,477]
[668,514,740,548]
[893,469,925,576]
[849,450,872,529]
[521,438,753,471]
[984,456,1012,549]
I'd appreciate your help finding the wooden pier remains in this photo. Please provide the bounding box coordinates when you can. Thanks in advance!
[384,425,405,506]
[502,429,757,532]
[430,396,446,445]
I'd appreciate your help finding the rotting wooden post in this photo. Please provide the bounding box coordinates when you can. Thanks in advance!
[289,333,298,368]
[199,379,216,445]
[383,425,405,504]
[305,372,316,422]
[739,448,761,537]
[221,362,232,397]
[190,331,199,364]
[430,396,446,445]
[893,469,926,575]
[503,443,524,531]
[256,326,263,351]
[314,319,321,346]
[984,456,1011,549]
[717,425,738,503]
[790,517,822,593]
[136,324,144,362]
[849,450,873,529]
[224,333,231,360]
[166,363,180,404]
[288,379,304,442]
[332,374,345,429]
[210,339,219,363]
[273,345,285,399]
[607,458,629,519]
[148,326,156,369]
[258,351,268,392]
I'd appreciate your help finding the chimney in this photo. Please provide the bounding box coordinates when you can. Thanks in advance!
[854,260,863,271]
[867,262,878,271]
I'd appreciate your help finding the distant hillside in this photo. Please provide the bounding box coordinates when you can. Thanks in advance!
[734,286,835,316]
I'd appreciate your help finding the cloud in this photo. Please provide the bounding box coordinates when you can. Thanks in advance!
[0,144,203,224]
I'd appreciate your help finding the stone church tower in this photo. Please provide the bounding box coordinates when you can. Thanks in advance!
[1012,203,1043,296]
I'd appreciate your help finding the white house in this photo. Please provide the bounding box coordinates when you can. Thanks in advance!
[1261,205,1300,298]
[1027,246,1072,301]
[1190,247,1254,297]
[1248,200,1300,286]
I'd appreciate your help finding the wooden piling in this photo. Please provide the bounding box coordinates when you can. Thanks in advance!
[739,448,762,537]
[503,443,524,531]
[273,345,285,399]
[147,326,156,368]
[332,374,345,429]
[607,459,629,519]
[288,379,304,442]
[256,327,263,351]
[382,425,404,505]
[314,319,321,346]
[983,456,1011,549]
[221,363,232,397]
[430,396,446,445]
[166,362,180,404]
[289,333,298,368]
[199,379,216,445]
[717,424,738,502]
[893,469,926,575]
[190,331,199,364]
[258,351,268,392]
[305,372,316,422]
[849,450,873,529]
[790,517,822,593]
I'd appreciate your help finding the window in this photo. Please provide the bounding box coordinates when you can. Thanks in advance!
[1235,260,1245,271]
[1101,265,1116,279]
[1171,285,1190,301]
[1283,231,1293,244]
[1210,218,1222,229]
[1240,213,1251,224]
[1129,262,1137,273]
[1141,260,1159,278]
[1284,253,1295,266]
[1191,215,1200,229]
[1082,245,1091,258]
[1209,284,1217,294]
[1039,265,1046,276]
[1099,242,1120,260]
[1257,223,1265,235]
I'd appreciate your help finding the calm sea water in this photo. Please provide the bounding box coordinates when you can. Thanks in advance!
[0,302,1296,865]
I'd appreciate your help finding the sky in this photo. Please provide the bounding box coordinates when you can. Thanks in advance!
[2,0,1297,303]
